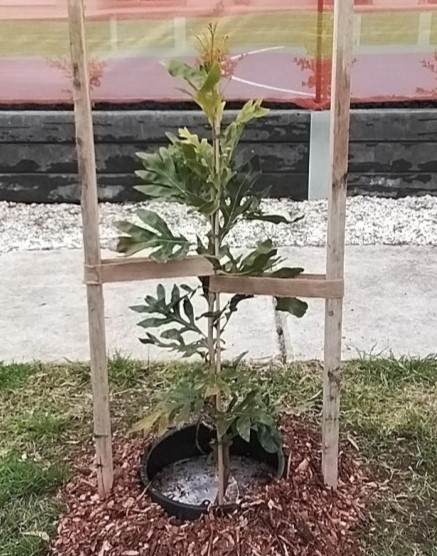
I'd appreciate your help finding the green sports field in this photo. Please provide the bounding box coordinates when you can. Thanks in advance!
[0,10,436,58]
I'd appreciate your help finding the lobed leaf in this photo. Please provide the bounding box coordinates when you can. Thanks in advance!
[116,210,191,261]
[137,317,168,328]
[165,60,206,90]
[275,297,308,318]
[131,410,162,434]
[236,415,252,443]
[270,267,304,279]
[245,212,304,226]
[256,424,282,454]
[224,240,281,276]
[221,100,269,165]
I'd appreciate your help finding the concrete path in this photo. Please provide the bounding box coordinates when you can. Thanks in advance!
[1,246,436,364]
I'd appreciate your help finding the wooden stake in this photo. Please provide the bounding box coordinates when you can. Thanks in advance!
[322,0,354,488]
[67,0,113,497]
[315,0,325,105]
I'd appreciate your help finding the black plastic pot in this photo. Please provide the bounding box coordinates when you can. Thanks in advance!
[140,423,285,521]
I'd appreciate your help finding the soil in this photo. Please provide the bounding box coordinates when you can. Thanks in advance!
[151,455,274,506]
[51,416,378,556]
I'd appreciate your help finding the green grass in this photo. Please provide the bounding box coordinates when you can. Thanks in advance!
[0,496,61,556]
[0,362,37,391]
[266,355,437,555]
[1,10,437,58]
[0,355,436,555]
[0,456,67,504]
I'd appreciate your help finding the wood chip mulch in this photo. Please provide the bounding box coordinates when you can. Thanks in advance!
[51,417,377,556]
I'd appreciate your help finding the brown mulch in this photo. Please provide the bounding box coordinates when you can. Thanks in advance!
[51,417,377,556]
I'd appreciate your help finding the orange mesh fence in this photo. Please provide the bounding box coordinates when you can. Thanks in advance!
[1,0,437,107]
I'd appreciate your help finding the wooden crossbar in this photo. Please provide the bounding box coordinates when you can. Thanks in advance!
[84,256,214,284]
[210,274,344,299]
[84,257,343,300]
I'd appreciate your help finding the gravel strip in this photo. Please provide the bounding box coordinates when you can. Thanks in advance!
[1,195,437,254]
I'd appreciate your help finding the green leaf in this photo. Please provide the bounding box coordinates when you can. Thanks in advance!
[275,297,308,318]
[130,305,149,313]
[198,310,221,319]
[220,294,253,334]
[257,424,282,454]
[139,332,162,346]
[161,328,184,341]
[157,284,166,301]
[194,63,223,124]
[134,149,186,202]
[114,221,154,256]
[177,401,192,425]
[220,157,263,238]
[196,235,209,257]
[232,390,258,414]
[131,410,162,433]
[177,128,214,179]
[231,351,248,367]
[221,100,269,164]
[131,281,208,358]
[171,285,180,306]
[137,317,168,328]
[183,298,195,324]
[254,413,277,427]
[216,416,236,438]
[199,62,221,94]
[245,213,304,225]
[136,209,173,236]
[229,294,253,313]
[135,137,219,216]
[227,240,281,276]
[180,284,194,293]
[236,415,251,443]
[157,412,170,434]
[270,267,304,279]
[116,210,191,261]
[205,384,220,397]
[165,60,206,89]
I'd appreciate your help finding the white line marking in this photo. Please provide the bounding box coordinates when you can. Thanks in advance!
[230,46,285,60]
[231,76,314,97]
[230,46,313,97]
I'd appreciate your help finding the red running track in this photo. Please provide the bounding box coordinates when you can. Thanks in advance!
[1,50,437,107]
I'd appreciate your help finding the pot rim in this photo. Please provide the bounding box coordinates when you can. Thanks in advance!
[140,422,285,518]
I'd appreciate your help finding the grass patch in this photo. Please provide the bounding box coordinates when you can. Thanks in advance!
[0,355,436,555]
[0,455,68,504]
[0,496,60,556]
[343,358,437,556]
[3,412,70,445]
[268,356,437,555]
[0,362,37,391]
[349,354,437,387]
